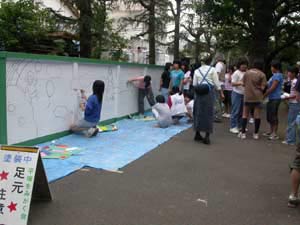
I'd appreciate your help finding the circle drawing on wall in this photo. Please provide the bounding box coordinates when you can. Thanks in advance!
[8,104,16,113]
[46,80,55,98]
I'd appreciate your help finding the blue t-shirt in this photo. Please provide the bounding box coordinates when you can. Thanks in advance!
[84,94,102,123]
[268,73,283,100]
[170,70,184,88]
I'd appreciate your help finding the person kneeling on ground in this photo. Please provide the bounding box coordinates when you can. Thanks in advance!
[152,95,173,128]
[71,80,105,137]
[168,87,187,124]
[184,92,194,122]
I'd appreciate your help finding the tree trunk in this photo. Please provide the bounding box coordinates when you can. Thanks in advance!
[148,0,156,64]
[194,36,201,63]
[173,0,181,60]
[248,0,275,71]
[96,1,107,59]
[77,0,92,58]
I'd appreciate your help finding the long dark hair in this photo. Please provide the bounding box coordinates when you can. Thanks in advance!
[93,80,105,103]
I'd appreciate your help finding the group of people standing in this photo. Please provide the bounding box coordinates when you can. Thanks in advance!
[129,56,300,149]
[69,57,300,208]
[227,59,300,145]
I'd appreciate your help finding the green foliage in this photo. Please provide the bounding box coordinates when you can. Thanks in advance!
[0,0,58,52]
[122,0,171,64]
[203,0,300,64]
[91,1,128,60]
[181,0,217,61]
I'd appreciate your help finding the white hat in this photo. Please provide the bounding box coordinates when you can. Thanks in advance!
[297,61,300,66]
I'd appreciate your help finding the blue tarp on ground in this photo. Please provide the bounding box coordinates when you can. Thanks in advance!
[41,118,192,182]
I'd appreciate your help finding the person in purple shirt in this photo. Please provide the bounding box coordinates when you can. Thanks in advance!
[263,60,284,140]
[71,80,105,137]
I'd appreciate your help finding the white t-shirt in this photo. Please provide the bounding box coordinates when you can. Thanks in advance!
[183,71,192,90]
[232,70,245,95]
[215,61,226,82]
[186,100,194,113]
[169,93,187,116]
[193,65,222,90]
[152,103,173,124]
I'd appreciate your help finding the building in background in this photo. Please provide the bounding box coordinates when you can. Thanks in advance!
[109,0,173,65]
[34,0,78,18]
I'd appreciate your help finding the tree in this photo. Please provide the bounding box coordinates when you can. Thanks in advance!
[0,0,60,52]
[123,0,169,64]
[181,0,216,62]
[60,0,126,59]
[168,0,184,60]
[91,0,127,60]
[76,0,93,57]
[204,0,300,68]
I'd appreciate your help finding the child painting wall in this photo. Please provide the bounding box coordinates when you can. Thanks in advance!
[5,58,162,144]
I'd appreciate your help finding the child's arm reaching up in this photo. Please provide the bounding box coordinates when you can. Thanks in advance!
[128,76,144,82]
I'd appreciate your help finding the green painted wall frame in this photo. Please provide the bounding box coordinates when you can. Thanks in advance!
[0,51,164,69]
[0,54,7,144]
[0,51,161,146]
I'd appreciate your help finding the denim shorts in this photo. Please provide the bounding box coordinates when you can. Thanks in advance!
[266,99,281,125]
[290,146,300,171]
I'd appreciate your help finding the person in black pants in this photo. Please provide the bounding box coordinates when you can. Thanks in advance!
[128,75,155,115]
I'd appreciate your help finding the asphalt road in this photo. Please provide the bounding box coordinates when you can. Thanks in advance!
[29,120,300,225]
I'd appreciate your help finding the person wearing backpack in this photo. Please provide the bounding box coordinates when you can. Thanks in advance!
[193,57,224,145]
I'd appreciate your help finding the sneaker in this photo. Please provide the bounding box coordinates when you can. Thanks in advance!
[268,135,279,140]
[86,128,98,138]
[214,118,222,123]
[249,118,254,124]
[91,128,99,137]
[230,127,239,134]
[282,141,296,146]
[238,132,246,139]
[194,133,204,142]
[263,132,272,137]
[203,136,211,145]
[222,113,230,118]
[253,133,259,140]
[288,194,299,208]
